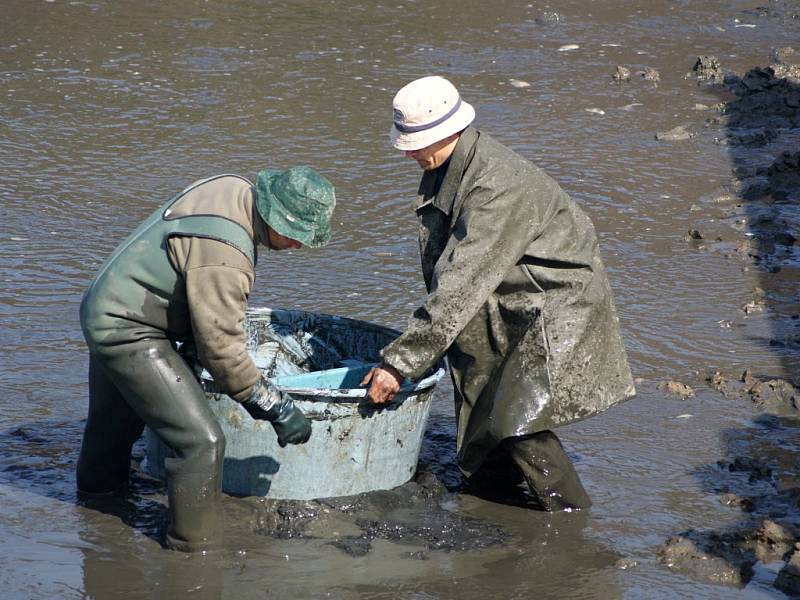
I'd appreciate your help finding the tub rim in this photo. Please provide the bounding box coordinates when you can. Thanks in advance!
[273,363,446,400]
[199,306,447,403]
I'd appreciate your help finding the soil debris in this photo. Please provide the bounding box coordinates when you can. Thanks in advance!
[707,370,800,417]
[354,511,508,553]
[750,519,797,561]
[250,467,512,556]
[657,535,753,586]
[328,536,372,557]
[775,550,800,596]
[659,380,695,398]
[655,125,693,141]
[637,67,660,83]
[720,492,755,512]
[612,66,631,82]
[688,55,725,83]
[533,11,561,26]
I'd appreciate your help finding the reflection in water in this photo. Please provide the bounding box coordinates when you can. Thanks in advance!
[79,532,224,600]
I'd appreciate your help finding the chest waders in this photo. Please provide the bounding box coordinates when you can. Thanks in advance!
[80,175,256,348]
[77,175,255,552]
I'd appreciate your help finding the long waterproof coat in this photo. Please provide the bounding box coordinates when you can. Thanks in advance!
[381,127,635,475]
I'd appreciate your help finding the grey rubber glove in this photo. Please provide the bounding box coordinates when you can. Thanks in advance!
[242,378,312,447]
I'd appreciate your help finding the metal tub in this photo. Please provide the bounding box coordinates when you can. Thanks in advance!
[145,307,445,500]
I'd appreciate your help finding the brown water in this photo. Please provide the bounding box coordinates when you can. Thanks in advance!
[1,0,799,598]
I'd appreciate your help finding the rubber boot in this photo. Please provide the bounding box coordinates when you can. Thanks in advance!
[81,339,226,552]
[504,430,592,511]
[464,444,525,495]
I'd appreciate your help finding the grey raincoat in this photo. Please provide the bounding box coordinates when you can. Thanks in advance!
[381,127,635,475]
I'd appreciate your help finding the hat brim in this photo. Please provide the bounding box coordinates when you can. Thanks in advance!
[389,101,475,151]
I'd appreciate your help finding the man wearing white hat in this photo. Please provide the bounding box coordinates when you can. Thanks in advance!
[362,76,635,511]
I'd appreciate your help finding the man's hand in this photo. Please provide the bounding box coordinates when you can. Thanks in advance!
[361,363,404,404]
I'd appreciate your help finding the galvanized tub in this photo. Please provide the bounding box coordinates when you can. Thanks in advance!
[144,307,445,500]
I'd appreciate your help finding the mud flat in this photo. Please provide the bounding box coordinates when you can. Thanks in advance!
[655,42,800,594]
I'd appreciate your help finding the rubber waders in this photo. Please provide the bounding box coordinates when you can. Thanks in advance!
[77,339,225,552]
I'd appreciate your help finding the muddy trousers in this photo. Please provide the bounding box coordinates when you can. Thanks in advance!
[472,431,592,511]
[76,338,225,552]
[505,431,592,511]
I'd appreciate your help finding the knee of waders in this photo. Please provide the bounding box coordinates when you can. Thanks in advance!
[207,427,226,466]
[187,425,226,468]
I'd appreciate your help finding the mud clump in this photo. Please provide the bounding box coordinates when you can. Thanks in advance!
[689,55,725,84]
[655,125,693,141]
[658,380,695,398]
[534,11,561,26]
[657,535,754,586]
[251,467,511,556]
[328,536,372,557]
[722,64,800,141]
[720,492,755,512]
[658,520,800,588]
[252,501,320,539]
[684,229,703,241]
[776,549,800,596]
[761,150,800,201]
[708,370,800,417]
[355,510,507,553]
[638,67,660,83]
[717,455,773,482]
[669,367,800,594]
[751,519,797,561]
[718,126,778,147]
[612,66,631,83]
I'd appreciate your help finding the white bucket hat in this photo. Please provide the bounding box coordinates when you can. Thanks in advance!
[389,76,476,151]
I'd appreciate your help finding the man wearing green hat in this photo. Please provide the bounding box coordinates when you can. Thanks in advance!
[77,167,335,552]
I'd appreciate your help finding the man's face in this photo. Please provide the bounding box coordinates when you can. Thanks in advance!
[267,226,303,251]
[405,134,459,170]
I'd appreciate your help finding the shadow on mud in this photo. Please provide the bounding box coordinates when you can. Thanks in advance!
[659,411,800,594]
[712,48,800,380]
[658,26,800,593]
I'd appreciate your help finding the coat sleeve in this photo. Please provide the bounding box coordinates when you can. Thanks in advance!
[381,178,542,379]
[172,237,261,402]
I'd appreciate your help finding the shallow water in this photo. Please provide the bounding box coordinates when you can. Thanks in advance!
[1,0,799,598]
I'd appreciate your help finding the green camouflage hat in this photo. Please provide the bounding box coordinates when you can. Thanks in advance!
[254,166,335,248]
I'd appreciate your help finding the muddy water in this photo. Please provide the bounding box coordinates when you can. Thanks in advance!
[1,0,799,598]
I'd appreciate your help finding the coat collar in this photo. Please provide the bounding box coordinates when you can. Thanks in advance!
[414,126,479,214]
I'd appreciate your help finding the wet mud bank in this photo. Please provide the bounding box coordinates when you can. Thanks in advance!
[654,38,800,593]
[0,415,512,558]
[248,465,510,558]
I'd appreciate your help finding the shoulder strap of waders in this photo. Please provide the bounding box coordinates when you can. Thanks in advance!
[165,174,257,265]
[166,216,256,266]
